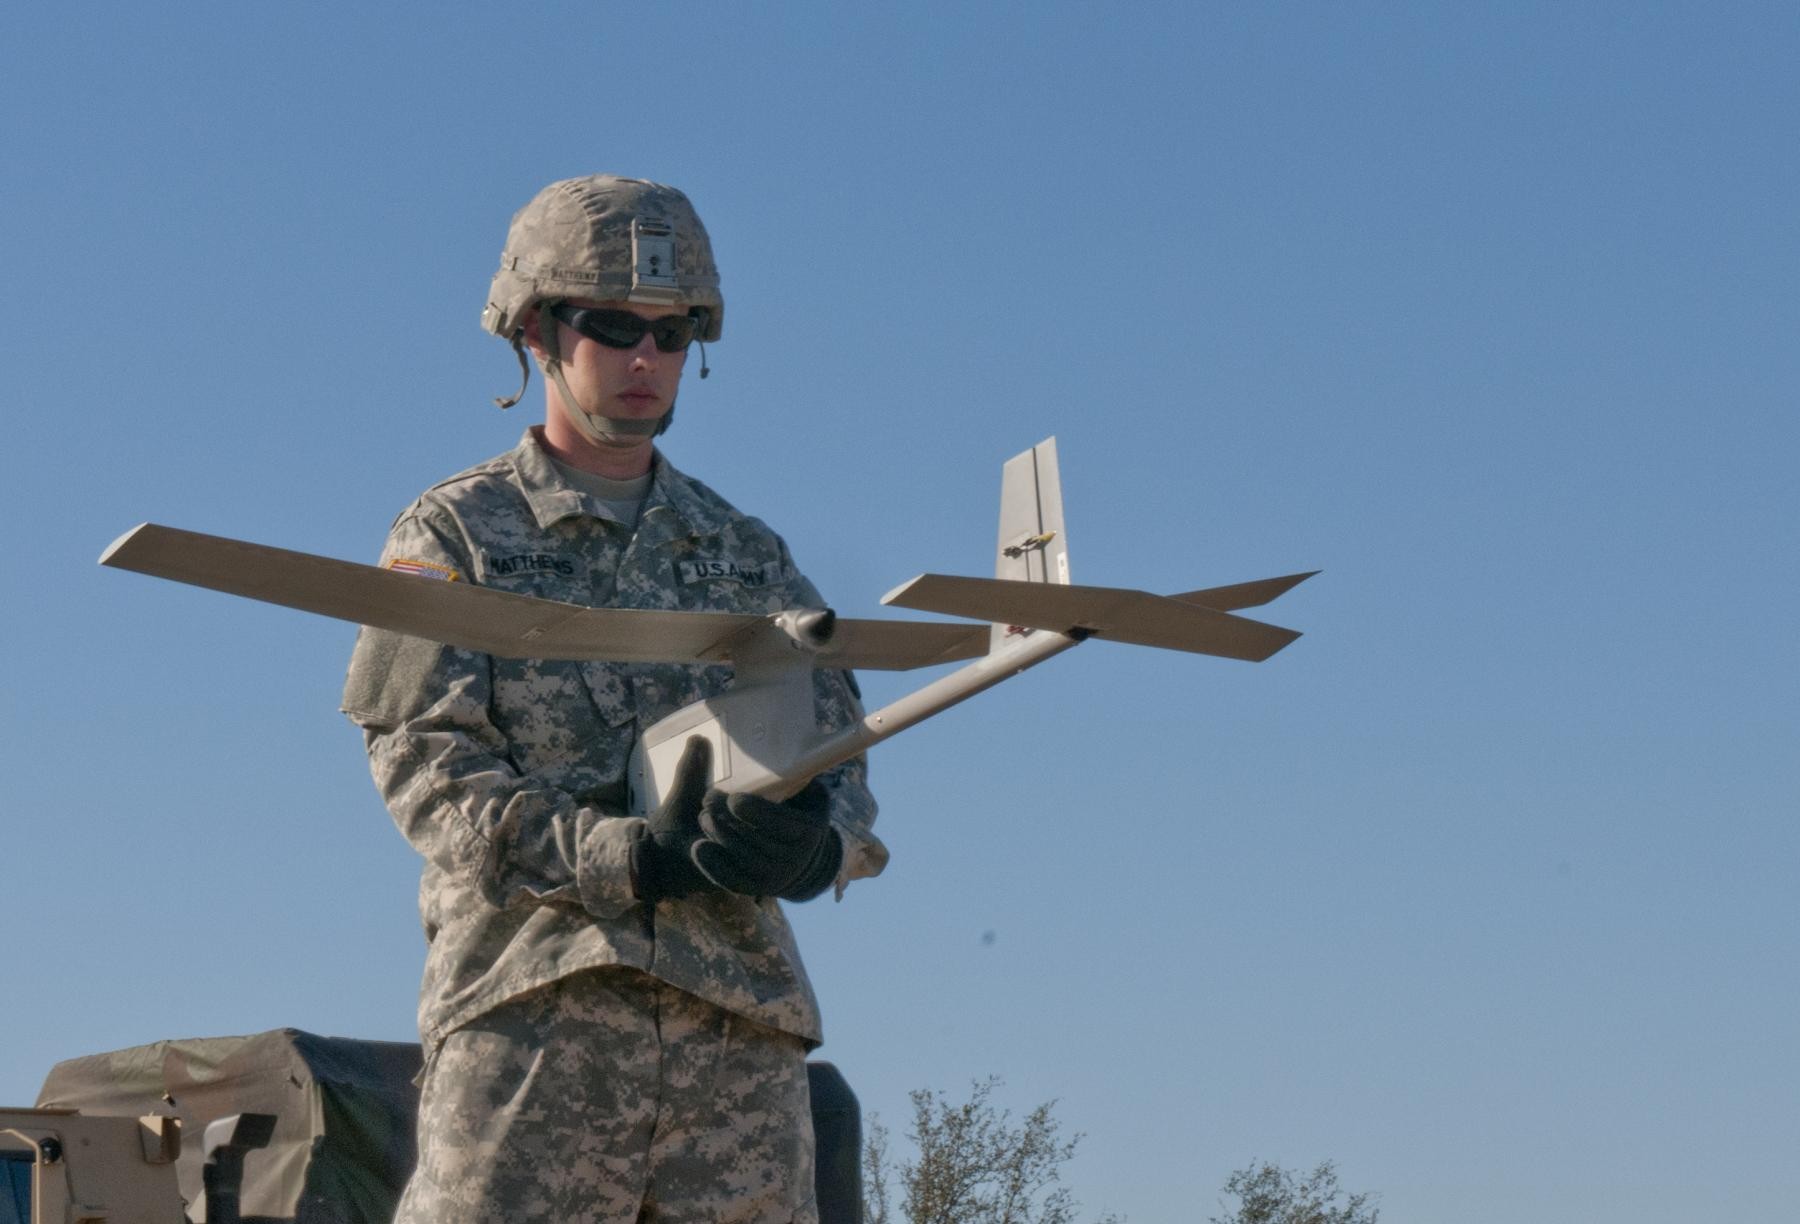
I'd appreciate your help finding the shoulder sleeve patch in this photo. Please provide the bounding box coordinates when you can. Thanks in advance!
[385,557,461,582]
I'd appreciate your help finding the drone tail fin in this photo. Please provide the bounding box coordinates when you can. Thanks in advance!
[992,437,1069,651]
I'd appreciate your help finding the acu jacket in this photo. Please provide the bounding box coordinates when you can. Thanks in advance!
[342,430,883,1050]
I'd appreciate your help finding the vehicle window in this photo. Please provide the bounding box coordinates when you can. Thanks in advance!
[0,1151,30,1224]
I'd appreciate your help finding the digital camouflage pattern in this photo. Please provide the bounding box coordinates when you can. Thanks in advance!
[342,428,884,1052]
[397,969,816,1224]
[482,175,724,343]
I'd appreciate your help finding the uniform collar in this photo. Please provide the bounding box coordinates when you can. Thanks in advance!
[508,428,729,539]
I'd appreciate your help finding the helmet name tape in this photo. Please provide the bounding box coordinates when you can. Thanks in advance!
[629,217,680,305]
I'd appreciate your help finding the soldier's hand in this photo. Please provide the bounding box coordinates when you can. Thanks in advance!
[691,782,843,902]
[630,737,720,903]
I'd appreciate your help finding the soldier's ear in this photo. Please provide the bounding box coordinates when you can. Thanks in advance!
[521,308,547,359]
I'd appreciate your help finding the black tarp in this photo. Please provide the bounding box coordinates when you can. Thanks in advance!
[36,1029,420,1224]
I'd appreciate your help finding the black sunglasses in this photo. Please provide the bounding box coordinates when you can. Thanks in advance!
[548,304,699,353]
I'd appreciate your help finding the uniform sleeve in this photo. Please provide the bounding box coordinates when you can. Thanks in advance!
[784,552,889,896]
[341,502,643,920]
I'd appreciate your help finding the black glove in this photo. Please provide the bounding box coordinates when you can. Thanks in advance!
[630,737,719,904]
[691,781,843,902]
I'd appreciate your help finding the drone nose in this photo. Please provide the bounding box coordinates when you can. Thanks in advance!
[796,607,837,645]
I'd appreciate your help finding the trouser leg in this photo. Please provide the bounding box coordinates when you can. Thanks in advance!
[395,970,659,1223]
[394,969,817,1224]
[641,982,817,1224]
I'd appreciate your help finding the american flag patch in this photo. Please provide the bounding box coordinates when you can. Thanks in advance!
[386,557,460,582]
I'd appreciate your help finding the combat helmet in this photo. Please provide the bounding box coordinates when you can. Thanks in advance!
[483,175,722,445]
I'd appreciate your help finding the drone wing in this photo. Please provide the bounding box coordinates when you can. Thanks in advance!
[101,523,985,670]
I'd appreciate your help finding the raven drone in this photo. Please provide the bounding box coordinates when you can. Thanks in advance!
[102,439,1314,815]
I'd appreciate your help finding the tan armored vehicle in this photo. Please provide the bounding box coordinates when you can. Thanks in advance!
[2,1030,414,1224]
[1,1108,185,1224]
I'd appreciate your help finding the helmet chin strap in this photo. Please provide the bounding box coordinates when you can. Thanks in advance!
[494,334,532,410]
[535,311,673,448]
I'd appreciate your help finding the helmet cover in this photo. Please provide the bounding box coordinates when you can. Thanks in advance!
[482,175,723,342]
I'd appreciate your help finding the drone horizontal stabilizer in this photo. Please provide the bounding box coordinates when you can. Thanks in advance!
[100,523,988,671]
[1167,570,1319,612]
[881,573,1302,662]
[823,619,987,669]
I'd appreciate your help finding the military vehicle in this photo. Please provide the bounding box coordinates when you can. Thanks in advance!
[1,1104,188,1224]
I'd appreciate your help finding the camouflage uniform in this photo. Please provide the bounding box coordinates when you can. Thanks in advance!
[343,427,882,1221]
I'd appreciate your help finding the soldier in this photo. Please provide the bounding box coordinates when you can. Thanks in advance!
[342,175,884,1223]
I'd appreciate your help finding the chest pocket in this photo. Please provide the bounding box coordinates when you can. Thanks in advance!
[486,657,629,796]
[478,555,636,793]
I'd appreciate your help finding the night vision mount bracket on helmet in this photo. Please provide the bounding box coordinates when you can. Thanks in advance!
[102,439,1315,816]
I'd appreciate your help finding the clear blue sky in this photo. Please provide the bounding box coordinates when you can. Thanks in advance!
[4,5,1795,1222]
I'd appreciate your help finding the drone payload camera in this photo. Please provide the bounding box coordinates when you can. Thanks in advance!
[101,439,1314,814]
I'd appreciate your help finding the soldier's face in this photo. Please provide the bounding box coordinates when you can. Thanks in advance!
[525,298,684,451]
[542,297,689,432]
